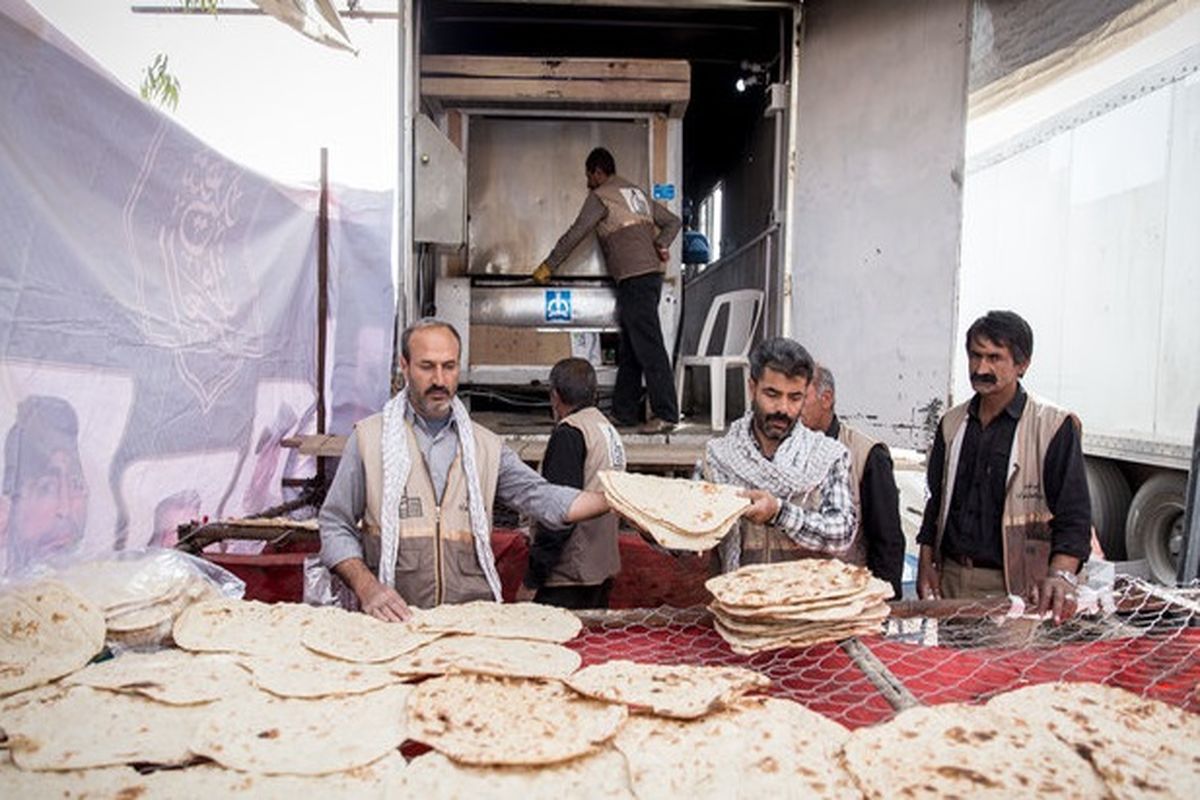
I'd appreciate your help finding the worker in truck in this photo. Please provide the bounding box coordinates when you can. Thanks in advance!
[518,357,627,609]
[703,337,857,572]
[800,364,905,598]
[916,310,1091,624]
[318,318,611,622]
[532,147,682,435]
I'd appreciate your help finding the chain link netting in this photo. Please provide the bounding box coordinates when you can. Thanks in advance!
[566,577,1200,729]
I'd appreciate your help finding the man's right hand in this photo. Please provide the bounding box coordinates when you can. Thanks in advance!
[532,262,553,285]
[916,544,941,600]
[357,580,412,623]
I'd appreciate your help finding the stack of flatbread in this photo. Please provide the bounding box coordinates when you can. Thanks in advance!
[0,581,105,697]
[706,559,893,654]
[598,470,749,551]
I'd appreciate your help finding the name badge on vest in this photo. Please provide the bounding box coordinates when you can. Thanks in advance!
[398,495,423,520]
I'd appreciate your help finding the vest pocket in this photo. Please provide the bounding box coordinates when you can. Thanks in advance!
[457,547,485,576]
[396,545,422,573]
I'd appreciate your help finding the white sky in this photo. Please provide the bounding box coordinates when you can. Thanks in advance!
[27,0,399,190]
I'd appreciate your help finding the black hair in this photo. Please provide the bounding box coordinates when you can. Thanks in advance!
[749,337,815,382]
[548,358,598,409]
[965,310,1033,365]
[585,147,616,176]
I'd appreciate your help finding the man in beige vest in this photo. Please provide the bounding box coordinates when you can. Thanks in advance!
[318,319,611,622]
[801,365,905,598]
[533,147,682,434]
[704,337,857,572]
[520,358,626,609]
[916,310,1091,624]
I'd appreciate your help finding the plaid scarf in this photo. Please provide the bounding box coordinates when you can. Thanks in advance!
[378,389,503,601]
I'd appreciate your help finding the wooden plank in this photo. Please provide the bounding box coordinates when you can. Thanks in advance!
[422,55,690,83]
[282,434,347,457]
[652,115,668,185]
[421,77,690,107]
[446,109,463,152]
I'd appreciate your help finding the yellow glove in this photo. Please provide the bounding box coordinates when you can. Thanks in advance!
[532,262,553,285]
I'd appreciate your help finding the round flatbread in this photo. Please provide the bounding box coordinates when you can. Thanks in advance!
[565,661,770,719]
[173,599,326,656]
[136,751,409,798]
[840,702,1110,799]
[614,697,856,798]
[301,608,441,663]
[5,685,207,769]
[239,652,402,698]
[407,674,626,766]
[706,559,872,609]
[409,602,582,643]
[388,635,581,680]
[986,682,1200,800]
[398,748,634,799]
[0,756,145,798]
[0,580,106,697]
[599,471,749,551]
[64,649,252,705]
[191,684,411,775]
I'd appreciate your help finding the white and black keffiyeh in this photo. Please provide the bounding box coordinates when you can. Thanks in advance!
[378,389,503,601]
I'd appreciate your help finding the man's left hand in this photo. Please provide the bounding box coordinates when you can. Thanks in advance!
[514,583,537,603]
[1032,572,1078,625]
[740,489,781,525]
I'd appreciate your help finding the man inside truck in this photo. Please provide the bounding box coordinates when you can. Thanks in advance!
[703,337,857,573]
[318,318,611,622]
[532,147,682,435]
[520,357,627,610]
[916,310,1092,624]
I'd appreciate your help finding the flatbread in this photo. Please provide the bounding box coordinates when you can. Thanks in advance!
[705,559,872,608]
[136,751,409,798]
[409,601,582,643]
[56,552,193,614]
[388,635,582,680]
[191,684,411,775]
[710,577,894,621]
[986,682,1200,800]
[239,652,402,698]
[0,580,106,697]
[5,685,207,769]
[714,618,886,654]
[839,702,1110,799]
[614,696,857,798]
[565,661,770,719]
[0,754,145,799]
[407,674,627,766]
[301,607,441,663]
[64,649,252,705]
[173,599,326,656]
[599,471,749,551]
[397,748,634,800]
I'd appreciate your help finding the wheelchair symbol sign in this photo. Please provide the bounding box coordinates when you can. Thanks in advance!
[545,290,572,323]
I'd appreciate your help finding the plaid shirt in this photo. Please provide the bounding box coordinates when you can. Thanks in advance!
[770,449,856,552]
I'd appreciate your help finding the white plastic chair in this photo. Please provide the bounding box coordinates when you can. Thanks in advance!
[674,288,764,431]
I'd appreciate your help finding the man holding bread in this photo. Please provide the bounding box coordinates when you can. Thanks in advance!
[704,337,857,572]
[318,318,610,621]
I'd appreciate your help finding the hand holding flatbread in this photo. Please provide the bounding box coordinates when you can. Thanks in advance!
[598,470,749,552]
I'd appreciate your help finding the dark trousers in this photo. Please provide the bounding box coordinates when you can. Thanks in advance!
[613,272,679,424]
[534,579,614,610]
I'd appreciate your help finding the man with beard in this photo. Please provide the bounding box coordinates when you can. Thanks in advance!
[319,318,612,621]
[704,337,856,573]
[916,310,1090,624]
[1,395,88,575]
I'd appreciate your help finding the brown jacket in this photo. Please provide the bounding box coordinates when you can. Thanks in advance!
[545,174,681,282]
[354,414,502,608]
[541,406,625,587]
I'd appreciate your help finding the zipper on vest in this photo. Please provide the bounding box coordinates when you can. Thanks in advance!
[433,504,444,606]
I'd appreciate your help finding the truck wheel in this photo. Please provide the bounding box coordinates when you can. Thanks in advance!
[1085,458,1131,560]
[1125,472,1187,585]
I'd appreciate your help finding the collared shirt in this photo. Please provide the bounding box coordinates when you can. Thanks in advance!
[916,385,1092,565]
[318,403,580,569]
[824,416,905,598]
[770,453,856,553]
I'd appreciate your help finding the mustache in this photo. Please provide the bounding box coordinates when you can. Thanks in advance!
[970,373,997,385]
[764,413,793,425]
[425,385,450,397]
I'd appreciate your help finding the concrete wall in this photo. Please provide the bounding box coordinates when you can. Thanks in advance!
[790,0,972,450]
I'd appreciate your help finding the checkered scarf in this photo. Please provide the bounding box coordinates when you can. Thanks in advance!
[378,389,502,601]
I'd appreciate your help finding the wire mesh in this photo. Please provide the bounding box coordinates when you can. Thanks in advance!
[566,577,1200,730]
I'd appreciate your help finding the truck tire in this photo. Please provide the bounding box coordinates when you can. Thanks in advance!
[1124,472,1187,585]
[1084,458,1131,560]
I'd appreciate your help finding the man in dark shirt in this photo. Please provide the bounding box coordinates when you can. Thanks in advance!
[916,311,1091,623]
[521,358,626,609]
[801,365,905,598]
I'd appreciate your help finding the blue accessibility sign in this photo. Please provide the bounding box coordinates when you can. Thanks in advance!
[545,289,572,323]
[652,183,676,201]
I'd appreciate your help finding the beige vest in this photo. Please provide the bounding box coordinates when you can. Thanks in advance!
[738,483,826,566]
[540,406,625,587]
[836,421,879,568]
[933,393,1077,597]
[354,413,502,609]
[592,176,662,282]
